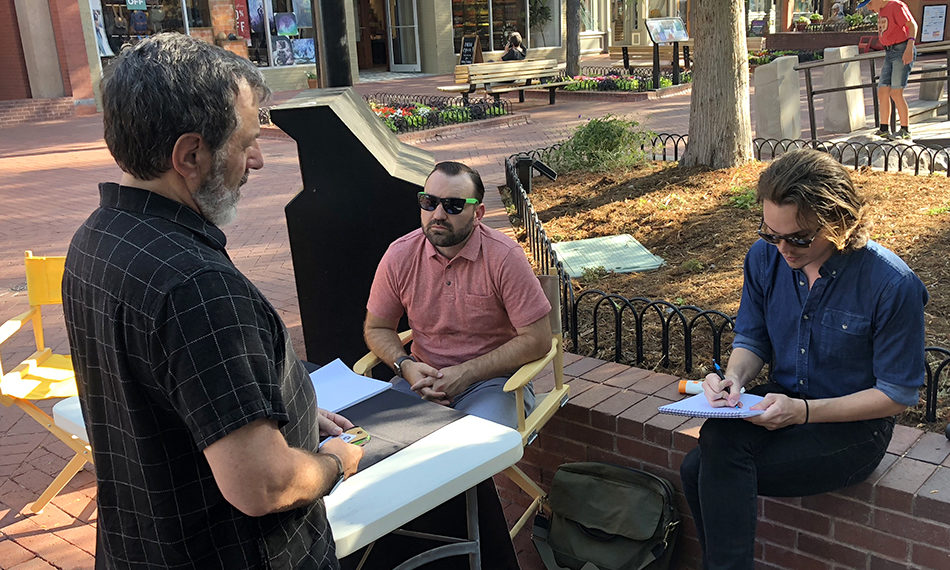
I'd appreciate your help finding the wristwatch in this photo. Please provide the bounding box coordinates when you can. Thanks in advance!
[393,355,416,377]
[328,453,345,494]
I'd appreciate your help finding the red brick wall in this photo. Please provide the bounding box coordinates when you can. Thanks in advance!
[0,0,31,101]
[0,98,74,127]
[497,354,950,570]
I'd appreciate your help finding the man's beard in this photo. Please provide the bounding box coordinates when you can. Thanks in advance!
[194,147,247,227]
[423,216,475,248]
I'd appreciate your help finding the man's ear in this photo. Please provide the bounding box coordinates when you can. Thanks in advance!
[170,133,207,188]
[475,202,486,221]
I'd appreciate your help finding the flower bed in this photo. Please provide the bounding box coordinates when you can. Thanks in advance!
[366,98,508,133]
[562,71,690,93]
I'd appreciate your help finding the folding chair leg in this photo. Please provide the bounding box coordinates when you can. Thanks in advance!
[29,451,90,513]
[509,495,543,539]
[504,464,545,499]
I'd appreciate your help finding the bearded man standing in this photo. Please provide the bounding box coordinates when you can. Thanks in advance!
[63,33,362,568]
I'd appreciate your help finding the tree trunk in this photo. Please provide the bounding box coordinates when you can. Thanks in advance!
[566,0,580,77]
[680,0,753,169]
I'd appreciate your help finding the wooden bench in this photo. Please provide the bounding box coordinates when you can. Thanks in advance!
[437,59,572,105]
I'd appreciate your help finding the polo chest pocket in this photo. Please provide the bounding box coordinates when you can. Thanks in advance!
[818,309,871,355]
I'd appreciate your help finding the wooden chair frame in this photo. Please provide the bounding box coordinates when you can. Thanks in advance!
[0,251,92,513]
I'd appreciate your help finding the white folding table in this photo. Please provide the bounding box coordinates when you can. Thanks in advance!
[325,414,523,567]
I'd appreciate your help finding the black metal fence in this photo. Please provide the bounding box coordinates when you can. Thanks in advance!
[505,136,950,422]
[258,93,511,134]
[576,66,692,91]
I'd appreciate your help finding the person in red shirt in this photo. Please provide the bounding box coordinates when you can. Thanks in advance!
[859,0,918,140]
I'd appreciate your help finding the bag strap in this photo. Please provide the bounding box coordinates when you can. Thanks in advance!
[532,516,602,570]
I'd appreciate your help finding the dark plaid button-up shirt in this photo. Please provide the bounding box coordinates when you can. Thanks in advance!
[63,183,337,569]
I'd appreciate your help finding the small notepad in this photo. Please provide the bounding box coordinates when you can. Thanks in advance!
[658,393,766,419]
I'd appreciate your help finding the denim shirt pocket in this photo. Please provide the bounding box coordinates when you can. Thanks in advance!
[818,309,871,355]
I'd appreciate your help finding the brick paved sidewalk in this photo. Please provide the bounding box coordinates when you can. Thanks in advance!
[0,59,931,568]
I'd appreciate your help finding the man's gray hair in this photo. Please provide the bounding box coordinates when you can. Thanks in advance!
[102,33,271,180]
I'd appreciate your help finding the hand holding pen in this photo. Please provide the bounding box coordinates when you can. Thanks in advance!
[704,361,742,408]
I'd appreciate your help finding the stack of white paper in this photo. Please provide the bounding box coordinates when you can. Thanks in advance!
[309,358,392,413]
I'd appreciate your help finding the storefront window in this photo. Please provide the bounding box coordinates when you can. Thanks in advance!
[94,1,187,56]
[580,0,599,32]
[647,0,668,18]
[267,0,318,67]
[529,0,560,48]
[453,1,535,53]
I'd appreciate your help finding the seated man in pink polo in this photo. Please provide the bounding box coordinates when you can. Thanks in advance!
[364,161,551,428]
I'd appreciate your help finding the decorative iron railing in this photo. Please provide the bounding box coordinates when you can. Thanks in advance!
[505,138,950,422]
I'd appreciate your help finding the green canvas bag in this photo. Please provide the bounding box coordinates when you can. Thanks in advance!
[532,462,680,570]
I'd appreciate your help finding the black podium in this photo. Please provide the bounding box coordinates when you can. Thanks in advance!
[270,88,434,366]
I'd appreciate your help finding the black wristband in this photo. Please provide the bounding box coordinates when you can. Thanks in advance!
[327,453,345,494]
[802,398,810,425]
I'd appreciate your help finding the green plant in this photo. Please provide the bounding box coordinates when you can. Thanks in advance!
[728,185,757,209]
[795,15,809,24]
[306,71,317,80]
[529,0,552,46]
[681,259,704,274]
[809,13,823,22]
[580,265,611,283]
[545,115,656,173]
[926,205,950,215]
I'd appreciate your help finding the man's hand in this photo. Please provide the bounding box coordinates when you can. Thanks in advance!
[319,437,363,479]
[745,393,806,430]
[318,408,354,437]
[403,360,450,405]
[427,364,473,401]
[903,44,914,65]
[702,372,743,408]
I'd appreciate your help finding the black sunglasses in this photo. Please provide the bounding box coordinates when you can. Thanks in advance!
[757,219,820,248]
[418,192,480,215]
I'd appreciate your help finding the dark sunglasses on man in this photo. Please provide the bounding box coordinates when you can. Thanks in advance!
[418,192,480,215]
[757,219,820,248]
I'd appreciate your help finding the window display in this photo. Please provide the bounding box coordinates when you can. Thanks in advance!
[453,1,534,53]
[98,1,187,54]
[266,0,317,66]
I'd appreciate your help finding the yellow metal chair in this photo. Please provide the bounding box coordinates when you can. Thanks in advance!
[0,251,92,513]
[353,274,570,539]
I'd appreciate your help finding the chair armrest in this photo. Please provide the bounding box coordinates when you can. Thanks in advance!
[502,338,558,393]
[0,307,37,345]
[352,330,414,377]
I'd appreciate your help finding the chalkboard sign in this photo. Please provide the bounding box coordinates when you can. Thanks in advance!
[749,19,766,37]
[458,35,483,65]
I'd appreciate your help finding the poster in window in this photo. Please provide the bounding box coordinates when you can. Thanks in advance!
[248,0,265,33]
[292,38,315,63]
[921,5,946,43]
[276,12,298,36]
[234,0,250,39]
[88,0,114,57]
[273,36,295,65]
[293,0,314,27]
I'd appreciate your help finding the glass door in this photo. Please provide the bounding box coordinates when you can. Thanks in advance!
[386,0,421,72]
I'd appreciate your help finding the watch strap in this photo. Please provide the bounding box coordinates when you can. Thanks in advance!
[394,355,416,376]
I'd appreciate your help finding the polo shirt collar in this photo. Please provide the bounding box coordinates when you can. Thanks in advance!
[99,182,227,251]
[423,222,485,262]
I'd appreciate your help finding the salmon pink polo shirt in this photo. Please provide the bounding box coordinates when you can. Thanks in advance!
[367,223,551,371]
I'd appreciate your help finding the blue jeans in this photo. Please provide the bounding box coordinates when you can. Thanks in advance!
[679,383,894,570]
[879,41,916,89]
[391,375,535,429]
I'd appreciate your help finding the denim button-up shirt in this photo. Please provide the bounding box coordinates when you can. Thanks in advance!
[733,239,928,406]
